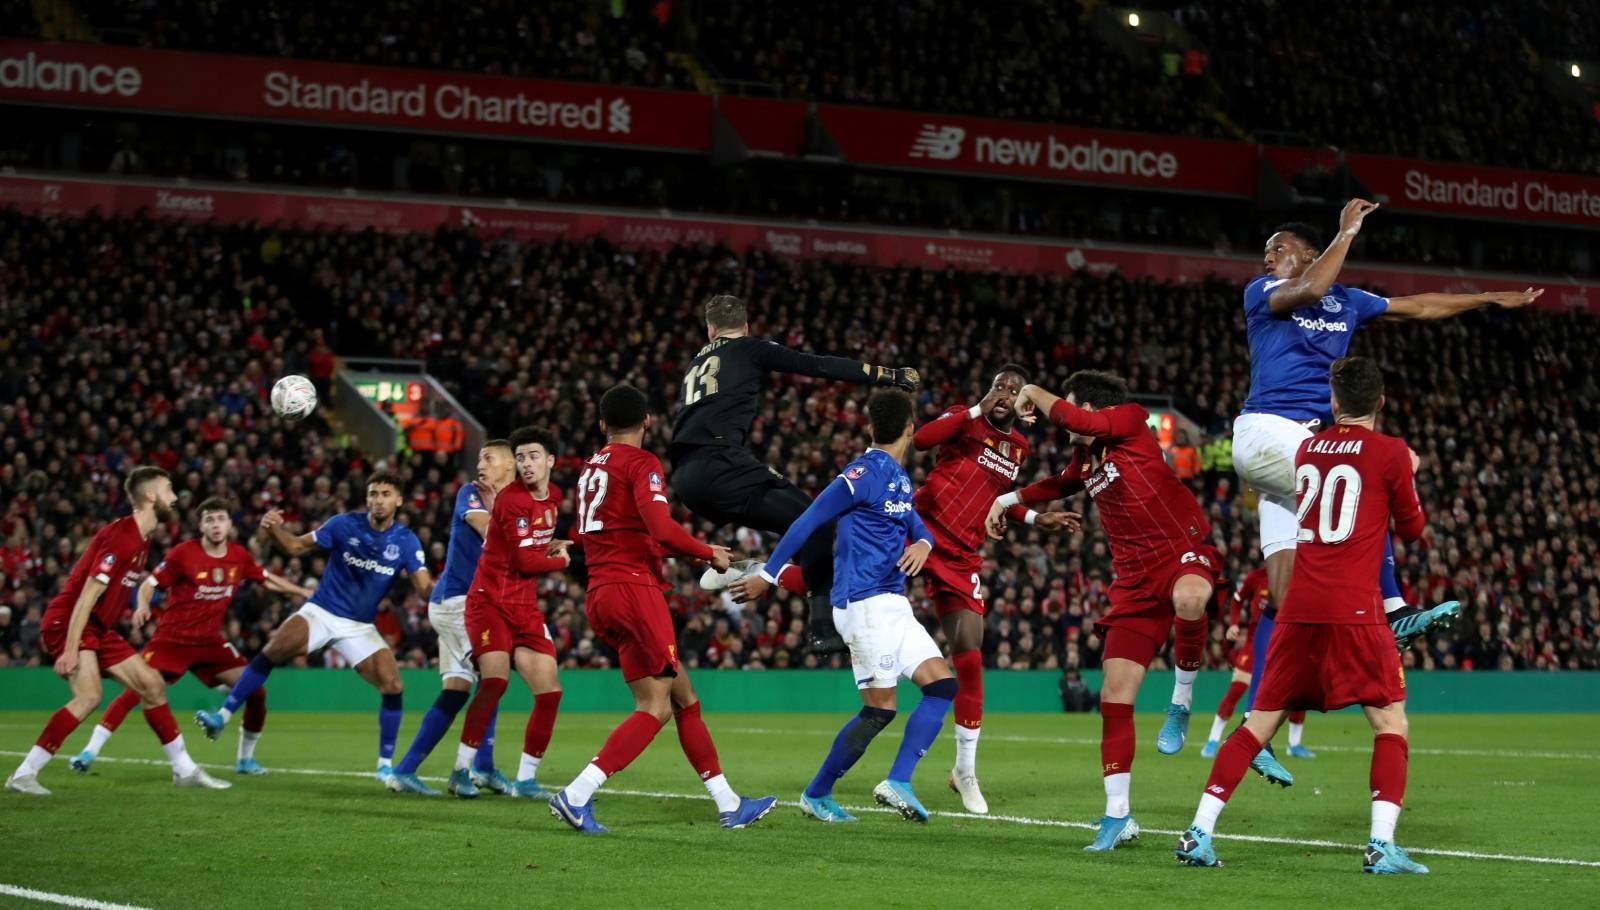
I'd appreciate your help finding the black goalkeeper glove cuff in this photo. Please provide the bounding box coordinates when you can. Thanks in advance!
[869,365,921,391]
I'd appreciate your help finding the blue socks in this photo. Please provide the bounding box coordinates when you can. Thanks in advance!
[394,689,470,775]
[475,707,499,773]
[1380,533,1403,605]
[806,706,895,798]
[889,679,957,783]
[378,693,403,763]
[221,653,275,716]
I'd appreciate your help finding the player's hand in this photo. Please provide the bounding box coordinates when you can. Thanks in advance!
[54,650,79,679]
[1225,623,1242,643]
[897,539,932,576]
[131,604,153,628]
[708,545,733,573]
[477,482,497,510]
[889,367,921,391]
[1338,198,1379,237]
[728,573,769,603]
[1014,385,1039,421]
[1482,287,1543,310]
[259,509,286,531]
[1034,511,1082,533]
[985,500,1009,540]
[1408,447,1421,473]
[547,539,574,565]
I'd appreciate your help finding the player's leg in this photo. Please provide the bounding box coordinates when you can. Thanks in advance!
[1176,706,1288,866]
[208,664,270,773]
[1238,612,1293,786]
[937,594,988,812]
[551,673,674,834]
[391,598,473,794]
[70,682,145,773]
[1157,570,1215,756]
[109,653,229,789]
[745,482,846,654]
[1086,632,1151,852]
[801,605,895,823]
[507,645,562,797]
[1361,701,1425,873]
[1383,534,1461,650]
[1286,710,1315,758]
[198,613,309,738]
[450,647,510,799]
[351,642,405,781]
[7,651,104,794]
[666,670,777,827]
[1202,668,1250,758]
[873,647,957,824]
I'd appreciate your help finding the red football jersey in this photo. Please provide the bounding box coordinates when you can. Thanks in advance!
[1281,424,1424,624]
[470,482,566,612]
[912,405,1030,552]
[1230,567,1270,630]
[577,444,706,589]
[44,516,149,629]
[150,540,267,645]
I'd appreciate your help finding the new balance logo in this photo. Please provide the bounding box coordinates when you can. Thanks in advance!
[909,125,964,160]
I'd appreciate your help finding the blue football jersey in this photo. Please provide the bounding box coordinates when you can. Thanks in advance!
[431,482,488,603]
[1240,277,1389,424]
[310,512,425,622]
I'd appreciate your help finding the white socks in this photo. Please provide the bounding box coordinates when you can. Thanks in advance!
[1288,722,1305,749]
[1103,772,1131,818]
[1383,597,1407,614]
[1194,793,1226,835]
[454,742,477,771]
[164,736,198,778]
[518,753,542,782]
[565,763,608,806]
[17,746,53,778]
[217,706,235,724]
[1207,715,1228,743]
[1171,668,1198,709]
[238,730,261,762]
[85,724,114,757]
[1371,800,1401,842]
[704,773,740,814]
[953,725,980,776]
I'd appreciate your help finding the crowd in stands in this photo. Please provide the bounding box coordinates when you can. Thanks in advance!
[1,210,1596,677]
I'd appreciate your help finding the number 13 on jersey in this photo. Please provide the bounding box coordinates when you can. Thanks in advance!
[683,356,721,406]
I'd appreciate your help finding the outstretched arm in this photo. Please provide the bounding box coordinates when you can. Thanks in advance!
[754,341,919,390]
[757,477,857,584]
[259,509,320,557]
[1261,198,1378,315]
[1385,287,1542,321]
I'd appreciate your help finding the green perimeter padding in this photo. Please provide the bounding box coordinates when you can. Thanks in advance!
[1,668,1595,713]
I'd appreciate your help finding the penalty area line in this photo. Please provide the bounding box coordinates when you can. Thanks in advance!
[5,750,1598,869]
[0,883,155,910]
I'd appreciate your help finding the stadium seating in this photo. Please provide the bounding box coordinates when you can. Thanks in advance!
[1,210,1595,674]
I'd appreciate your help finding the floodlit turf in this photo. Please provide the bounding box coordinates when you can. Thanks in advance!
[1,709,1595,909]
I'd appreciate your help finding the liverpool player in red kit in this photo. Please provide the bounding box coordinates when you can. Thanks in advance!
[450,426,570,799]
[1198,567,1268,758]
[986,371,1220,852]
[549,383,776,833]
[1177,357,1429,874]
[6,467,229,795]
[69,498,311,775]
[911,364,1074,812]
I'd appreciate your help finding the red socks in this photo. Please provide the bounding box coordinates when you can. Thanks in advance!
[673,702,722,780]
[1173,616,1207,672]
[35,708,84,754]
[100,688,142,732]
[1371,733,1408,805]
[1204,726,1263,803]
[243,688,269,734]
[461,677,508,749]
[951,650,984,730]
[1099,701,1135,776]
[143,703,181,745]
[776,564,807,595]
[1217,680,1248,719]
[524,690,563,759]
[1289,710,1307,724]
[593,711,665,776]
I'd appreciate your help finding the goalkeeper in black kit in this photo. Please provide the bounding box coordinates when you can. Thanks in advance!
[671,294,920,654]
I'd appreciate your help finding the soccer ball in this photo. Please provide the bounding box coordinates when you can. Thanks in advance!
[271,375,318,421]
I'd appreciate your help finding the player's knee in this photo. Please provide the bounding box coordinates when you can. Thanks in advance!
[380,677,403,696]
[920,677,958,701]
[843,706,896,753]
[69,691,102,715]
[644,702,674,725]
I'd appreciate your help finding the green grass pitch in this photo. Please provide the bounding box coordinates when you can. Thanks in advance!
[2,710,1596,909]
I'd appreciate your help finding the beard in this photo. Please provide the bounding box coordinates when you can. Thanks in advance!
[154,502,177,524]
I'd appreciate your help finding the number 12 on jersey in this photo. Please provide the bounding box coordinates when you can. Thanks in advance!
[576,467,609,532]
[1294,463,1362,544]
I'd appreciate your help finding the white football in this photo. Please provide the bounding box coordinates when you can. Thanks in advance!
[271,374,318,420]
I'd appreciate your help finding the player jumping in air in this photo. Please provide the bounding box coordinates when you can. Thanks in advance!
[69,498,311,775]
[7,467,229,795]
[388,440,520,796]
[732,389,957,824]
[549,383,776,833]
[986,371,1220,852]
[446,427,570,799]
[195,472,432,782]
[909,364,1075,813]
[672,293,919,654]
[1178,356,1429,874]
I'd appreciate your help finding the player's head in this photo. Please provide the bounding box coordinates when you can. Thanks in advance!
[987,362,1031,428]
[366,471,404,523]
[1329,356,1385,421]
[703,294,748,340]
[125,466,176,523]
[509,426,558,488]
[478,438,515,490]
[867,389,916,448]
[1263,222,1323,279]
[599,383,651,438]
[197,497,234,545]
[1062,370,1129,444]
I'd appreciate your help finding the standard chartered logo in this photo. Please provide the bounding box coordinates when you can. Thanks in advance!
[606,97,632,133]
[343,551,398,576]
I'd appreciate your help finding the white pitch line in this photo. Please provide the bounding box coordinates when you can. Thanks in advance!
[6,751,1597,870]
[0,883,154,910]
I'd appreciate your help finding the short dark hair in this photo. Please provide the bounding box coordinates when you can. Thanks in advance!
[1273,221,1324,251]
[867,390,915,444]
[508,425,559,456]
[367,471,404,493]
[600,383,649,432]
[482,438,512,455]
[1061,370,1130,409]
[197,497,233,518]
[704,294,748,331]
[1330,356,1384,417]
[995,362,1031,383]
[124,466,169,502]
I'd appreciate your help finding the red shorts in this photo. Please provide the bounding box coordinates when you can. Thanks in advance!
[142,637,247,688]
[1252,622,1405,713]
[586,583,679,682]
[466,600,556,662]
[1228,645,1253,673]
[1095,545,1222,665]
[41,620,137,675]
[920,548,985,617]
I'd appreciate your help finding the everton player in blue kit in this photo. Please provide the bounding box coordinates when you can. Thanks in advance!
[1229,199,1541,782]
[731,390,956,824]
[196,473,433,782]
[388,442,516,796]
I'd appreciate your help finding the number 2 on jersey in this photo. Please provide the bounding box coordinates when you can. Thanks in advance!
[683,356,721,406]
[1294,463,1362,544]
[576,467,610,532]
